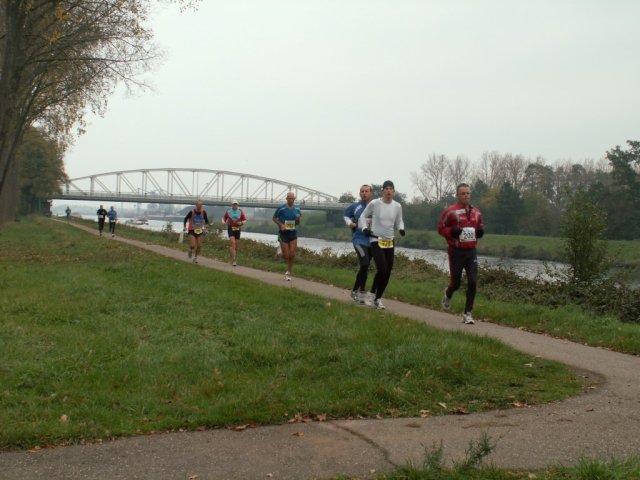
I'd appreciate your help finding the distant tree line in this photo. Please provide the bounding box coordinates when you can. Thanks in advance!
[397,141,639,240]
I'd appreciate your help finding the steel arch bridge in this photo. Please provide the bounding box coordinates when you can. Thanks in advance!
[54,168,345,211]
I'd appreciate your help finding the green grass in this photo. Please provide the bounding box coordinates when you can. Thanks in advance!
[73,217,640,354]
[0,218,583,450]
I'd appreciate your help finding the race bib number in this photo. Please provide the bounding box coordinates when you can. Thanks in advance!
[284,220,296,230]
[378,239,394,249]
[194,228,203,235]
[460,227,476,243]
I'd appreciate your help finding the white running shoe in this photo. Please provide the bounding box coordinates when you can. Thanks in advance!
[462,312,475,325]
[350,290,359,302]
[374,298,386,310]
[441,289,451,310]
[232,260,237,267]
[363,292,375,307]
[284,271,291,281]
[193,257,198,264]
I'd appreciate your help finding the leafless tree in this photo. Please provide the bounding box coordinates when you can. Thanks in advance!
[475,151,507,190]
[411,153,450,202]
[503,153,527,191]
[446,155,471,192]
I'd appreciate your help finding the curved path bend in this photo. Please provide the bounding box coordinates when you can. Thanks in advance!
[2,224,639,480]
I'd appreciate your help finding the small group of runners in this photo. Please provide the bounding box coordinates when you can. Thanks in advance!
[178,195,300,274]
[181,199,246,265]
[95,205,118,238]
[344,181,484,324]
[116,182,483,324]
[343,180,405,311]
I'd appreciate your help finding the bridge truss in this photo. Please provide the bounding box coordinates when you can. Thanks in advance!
[56,168,343,210]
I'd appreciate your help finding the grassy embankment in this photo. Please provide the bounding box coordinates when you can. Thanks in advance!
[0,218,583,450]
[107,217,640,354]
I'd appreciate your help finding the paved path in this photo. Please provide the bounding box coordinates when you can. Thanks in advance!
[2,224,639,479]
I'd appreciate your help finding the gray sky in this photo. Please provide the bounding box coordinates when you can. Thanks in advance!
[63,0,640,199]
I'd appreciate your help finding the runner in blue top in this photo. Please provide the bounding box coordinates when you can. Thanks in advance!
[343,184,373,304]
[272,192,302,281]
[107,206,118,238]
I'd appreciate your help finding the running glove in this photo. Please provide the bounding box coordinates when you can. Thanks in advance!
[399,229,405,236]
[451,227,462,239]
[476,228,484,239]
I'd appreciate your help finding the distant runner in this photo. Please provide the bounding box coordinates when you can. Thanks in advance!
[437,183,485,325]
[107,206,118,238]
[272,192,302,281]
[96,204,108,236]
[65,206,71,221]
[183,200,210,264]
[358,180,405,309]
[343,184,373,304]
[222,200,247,266]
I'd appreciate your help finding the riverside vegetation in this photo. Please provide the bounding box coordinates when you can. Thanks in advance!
[1,218,583,451]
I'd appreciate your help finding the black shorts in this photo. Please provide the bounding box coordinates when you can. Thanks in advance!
[279,230,298,243]
[227,227,241,239]
[188,229,205,238]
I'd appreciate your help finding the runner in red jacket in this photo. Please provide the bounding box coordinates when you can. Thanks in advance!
[437,183,485,325]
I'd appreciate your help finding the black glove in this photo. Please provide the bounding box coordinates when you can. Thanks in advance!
[476,228,484,239]
[451,227,462,239]
[399,229,405,237]
[362,228,371,236]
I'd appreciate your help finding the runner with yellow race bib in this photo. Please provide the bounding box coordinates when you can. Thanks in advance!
[273,192,302,281]
[358,180,405,310]
[183,200,210,264]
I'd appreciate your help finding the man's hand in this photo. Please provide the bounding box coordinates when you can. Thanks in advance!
[399,229,405,237]
[476,228,484,239]
[451,227,462,239]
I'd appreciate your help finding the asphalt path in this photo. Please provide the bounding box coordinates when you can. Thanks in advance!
[2,223,639,479]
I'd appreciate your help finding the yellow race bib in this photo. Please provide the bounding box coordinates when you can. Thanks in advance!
[378,239,394,249]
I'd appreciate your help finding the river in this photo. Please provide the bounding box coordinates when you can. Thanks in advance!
[103,216,566,281]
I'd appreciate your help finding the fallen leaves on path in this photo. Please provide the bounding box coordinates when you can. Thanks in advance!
[230,423,257,432]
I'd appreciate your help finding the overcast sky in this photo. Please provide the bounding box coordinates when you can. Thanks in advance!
[62,0,640,199]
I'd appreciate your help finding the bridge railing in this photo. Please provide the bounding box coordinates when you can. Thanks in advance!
[52,191,350,212]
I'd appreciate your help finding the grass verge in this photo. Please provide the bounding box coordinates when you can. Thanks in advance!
[0,218,584,450]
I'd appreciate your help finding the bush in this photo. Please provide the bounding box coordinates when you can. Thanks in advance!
[561,189,609,285]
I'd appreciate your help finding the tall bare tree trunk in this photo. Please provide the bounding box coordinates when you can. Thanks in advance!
[0,1,25,226]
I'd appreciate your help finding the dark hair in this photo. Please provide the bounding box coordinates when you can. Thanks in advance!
[382,180,395,189]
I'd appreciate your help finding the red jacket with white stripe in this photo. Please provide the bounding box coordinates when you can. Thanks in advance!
[437,203,484,250]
